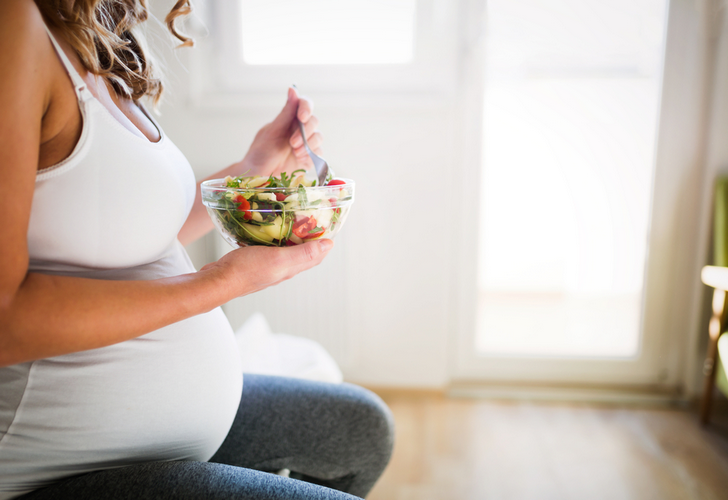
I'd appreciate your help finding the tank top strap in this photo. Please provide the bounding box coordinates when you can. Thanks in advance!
[42,23,94,102]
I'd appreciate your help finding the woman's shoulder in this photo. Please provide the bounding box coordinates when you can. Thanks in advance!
[1,0,50,50]
[0,1,59,93]
[0,1,85,172]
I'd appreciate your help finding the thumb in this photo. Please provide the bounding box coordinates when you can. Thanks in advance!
[270,86,300,130]
[284,239,334,270]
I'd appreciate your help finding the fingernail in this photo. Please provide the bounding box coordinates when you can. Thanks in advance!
[318,240,333,252]
[287,87,294,102]
[291,134,302,148]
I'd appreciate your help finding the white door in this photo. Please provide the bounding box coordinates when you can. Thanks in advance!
[452,0,719,390]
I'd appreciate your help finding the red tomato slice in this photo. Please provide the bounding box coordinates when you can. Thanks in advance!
[233,194,250,210]
[305,229,325,239]
[233,194,253,219]
[327,179,346,186]
[275,192,287,201]
[292,216,325,239]
[292,216,316,239]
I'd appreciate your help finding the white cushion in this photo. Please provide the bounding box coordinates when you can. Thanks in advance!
[234,312,343,384]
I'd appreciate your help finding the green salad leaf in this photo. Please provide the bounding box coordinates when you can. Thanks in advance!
[206,172,350,247]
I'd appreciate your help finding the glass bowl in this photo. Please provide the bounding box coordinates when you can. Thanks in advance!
[201,178,355,248]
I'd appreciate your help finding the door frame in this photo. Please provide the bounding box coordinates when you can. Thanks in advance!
[448,0,725,395]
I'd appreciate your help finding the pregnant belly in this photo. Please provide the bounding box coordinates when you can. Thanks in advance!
[0,307,242,489]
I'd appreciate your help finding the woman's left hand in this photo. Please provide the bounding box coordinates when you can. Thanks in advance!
[236,87,323,178]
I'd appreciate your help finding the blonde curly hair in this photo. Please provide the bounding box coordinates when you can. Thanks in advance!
[34,0,193,106]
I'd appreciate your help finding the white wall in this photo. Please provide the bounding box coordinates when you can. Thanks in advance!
[149,0,463,388]
[147,0,728,393]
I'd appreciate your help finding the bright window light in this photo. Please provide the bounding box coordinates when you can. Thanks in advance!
[240,0,416,65]
[476,0,668,358]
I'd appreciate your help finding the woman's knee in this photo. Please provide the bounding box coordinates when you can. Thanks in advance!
[340,384,395,463]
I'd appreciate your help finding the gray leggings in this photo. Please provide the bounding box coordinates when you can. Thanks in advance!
[18,375,395,500]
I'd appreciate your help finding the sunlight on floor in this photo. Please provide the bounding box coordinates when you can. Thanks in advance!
[369,392,728,500]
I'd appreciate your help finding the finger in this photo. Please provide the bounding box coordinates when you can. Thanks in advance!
[293,131,324,156]
[294,149,314,170]
[297,96,314,123]
[273,239,333,282]
[290,116,319,148]
[227,239,332,291]
[270,87,300,130]
[305,131,323,151]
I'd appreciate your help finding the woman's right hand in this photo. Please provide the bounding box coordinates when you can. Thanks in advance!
[200,239,334,298]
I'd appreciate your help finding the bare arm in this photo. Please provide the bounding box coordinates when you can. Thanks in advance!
[0,1,332,368]
[1,241,331,367]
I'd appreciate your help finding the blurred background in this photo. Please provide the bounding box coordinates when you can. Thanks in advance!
[148,0,728,498]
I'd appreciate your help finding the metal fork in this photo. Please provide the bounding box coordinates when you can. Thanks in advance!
[298,120,333,186]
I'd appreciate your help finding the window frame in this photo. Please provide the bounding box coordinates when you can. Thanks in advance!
[187,0,459,109]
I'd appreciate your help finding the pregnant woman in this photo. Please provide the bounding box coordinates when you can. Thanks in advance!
[0,1,393,499]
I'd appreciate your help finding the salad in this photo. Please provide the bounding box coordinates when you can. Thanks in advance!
[201,171,354,248]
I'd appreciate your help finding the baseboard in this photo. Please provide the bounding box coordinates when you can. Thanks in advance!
[362,385,448,399]
[447,381,689,407]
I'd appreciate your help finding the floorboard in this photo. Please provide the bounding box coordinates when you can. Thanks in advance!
[367,392,728,500]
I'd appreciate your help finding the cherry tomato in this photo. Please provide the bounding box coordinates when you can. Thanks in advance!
[286,239,298,246]
[233,194,253,220]
[275,192,287,202]
[326,179,346,186]
[292,216,317,239]
[292,216,325,239]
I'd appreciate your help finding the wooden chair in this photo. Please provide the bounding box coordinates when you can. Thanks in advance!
[700,177,728,424]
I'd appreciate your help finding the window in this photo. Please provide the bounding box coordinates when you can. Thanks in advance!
[239,0,416,65]
[190,0,455,103]
[476,0,668,358]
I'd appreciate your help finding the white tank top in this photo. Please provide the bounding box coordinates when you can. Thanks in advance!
[0,26,243,499]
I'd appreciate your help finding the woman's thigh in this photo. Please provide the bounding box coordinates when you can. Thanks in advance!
[18,461,360,500]
[209,374,395,498]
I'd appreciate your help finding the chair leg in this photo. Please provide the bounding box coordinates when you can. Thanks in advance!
[700,288,726,424]
[700,333,721,424]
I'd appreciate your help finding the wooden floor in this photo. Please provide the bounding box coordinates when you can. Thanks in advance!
[367,391,728,500]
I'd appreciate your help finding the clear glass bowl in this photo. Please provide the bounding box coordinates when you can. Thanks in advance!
[201,178,355,248]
